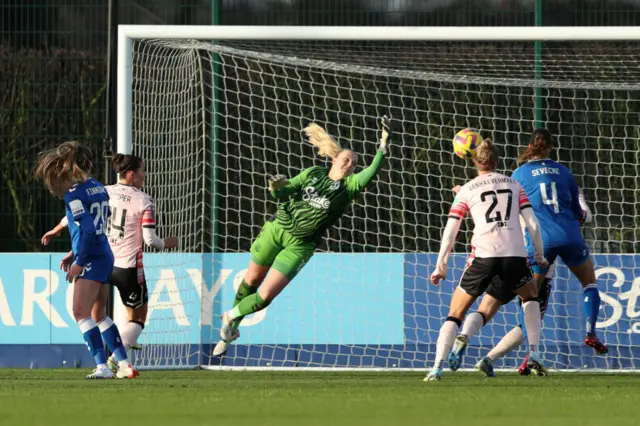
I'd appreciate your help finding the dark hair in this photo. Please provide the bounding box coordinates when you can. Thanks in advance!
[473,138,500,171]
[518,128,553,164]
[34,141,93,197]
[112,153,144,174]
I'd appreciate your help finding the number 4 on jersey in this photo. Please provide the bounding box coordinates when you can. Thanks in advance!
[108,206,128,239]
[540,182,559,214]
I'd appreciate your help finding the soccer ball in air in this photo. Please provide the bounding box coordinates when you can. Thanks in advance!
[452,128,482,159]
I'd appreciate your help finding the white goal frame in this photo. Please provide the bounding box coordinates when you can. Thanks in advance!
[116,25,640,372]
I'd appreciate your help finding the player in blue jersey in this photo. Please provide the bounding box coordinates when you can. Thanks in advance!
[511,128,607,355]
[35,141,139,379]
[468,189,594,377]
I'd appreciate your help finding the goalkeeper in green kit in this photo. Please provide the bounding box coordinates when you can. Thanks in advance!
[213,116,391,356]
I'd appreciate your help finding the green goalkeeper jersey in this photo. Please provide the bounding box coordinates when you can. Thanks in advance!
[271,150,386,243]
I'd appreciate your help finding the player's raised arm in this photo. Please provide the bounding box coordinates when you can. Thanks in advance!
[352,116,390,185]
[343,116,390,197]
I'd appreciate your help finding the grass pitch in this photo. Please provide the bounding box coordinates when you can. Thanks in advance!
[0,369,638,426]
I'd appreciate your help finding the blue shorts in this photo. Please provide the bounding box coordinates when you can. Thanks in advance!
[528,243,590,275]
[78,253,114,284]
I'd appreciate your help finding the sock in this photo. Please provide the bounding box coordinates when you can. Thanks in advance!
[487,326,524,361]
[78,317,107,367]
[518,306,527,339]
[97,316,128,363]
[231,279,259,327]
[234,279,258,307]
[522,301,541,352]
[228,293,271,320]
[460,312,485,341]
[120,321,144,350]
[433,317,460,370]
[583,284,600,335]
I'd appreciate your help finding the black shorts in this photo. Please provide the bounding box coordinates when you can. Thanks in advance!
[110,266,148,309]
[459,256,533,303]
[488,275,553,311]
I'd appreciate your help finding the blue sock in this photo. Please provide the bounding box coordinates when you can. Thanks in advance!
[583,284,601,335]
[97,316,128,363]
[518,306,528,339]
[78,317,107,366]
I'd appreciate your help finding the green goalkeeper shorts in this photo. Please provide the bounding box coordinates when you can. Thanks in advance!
[250,221,315,281]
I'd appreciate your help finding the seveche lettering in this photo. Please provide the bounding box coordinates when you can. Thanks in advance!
[531,167,560,177]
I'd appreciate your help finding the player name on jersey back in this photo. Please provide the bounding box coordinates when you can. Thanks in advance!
[449,172,530,258]
[106,184,156,268]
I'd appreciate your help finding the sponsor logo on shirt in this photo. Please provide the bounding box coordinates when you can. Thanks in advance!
[69,200,85,217]
[302,186,331,210]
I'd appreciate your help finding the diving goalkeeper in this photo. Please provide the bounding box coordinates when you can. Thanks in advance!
[213,116,391,356]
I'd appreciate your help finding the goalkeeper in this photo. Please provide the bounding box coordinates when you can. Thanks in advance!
[213,116,391,357]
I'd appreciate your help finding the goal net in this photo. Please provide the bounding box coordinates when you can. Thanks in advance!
[118,27,640,371]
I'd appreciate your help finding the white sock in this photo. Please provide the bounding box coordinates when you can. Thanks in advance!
[120,321,144,350]
[433,320,459,370]
[487,326,524,361]
[96,316,114,332]
[460,312,485,341]
[523,301,542,351]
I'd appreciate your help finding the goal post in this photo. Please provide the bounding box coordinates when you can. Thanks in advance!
[117,25,640,371]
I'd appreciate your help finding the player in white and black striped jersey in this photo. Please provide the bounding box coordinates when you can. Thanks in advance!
[425,138,549,382]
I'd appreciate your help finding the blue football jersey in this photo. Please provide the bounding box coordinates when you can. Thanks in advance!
[64,178,113,265]
[512,159,584,248]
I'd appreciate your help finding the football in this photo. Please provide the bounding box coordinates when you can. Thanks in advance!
[452,128,482,159]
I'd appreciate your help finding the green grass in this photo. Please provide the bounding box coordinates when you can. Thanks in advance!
[0,370,638,426]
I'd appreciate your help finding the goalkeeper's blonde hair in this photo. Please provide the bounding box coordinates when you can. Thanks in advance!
[304,123,342,159]
[474,138,500,171]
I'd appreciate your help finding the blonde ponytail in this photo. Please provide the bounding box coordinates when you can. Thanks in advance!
[473,138,500,171]
[304,123,342,159]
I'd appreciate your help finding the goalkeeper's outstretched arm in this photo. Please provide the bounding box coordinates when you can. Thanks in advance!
[352,116,391,188]
[269,115,391,199]
[268,170,308,200]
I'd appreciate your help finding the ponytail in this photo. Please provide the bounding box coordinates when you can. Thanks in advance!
[112,153,144,174]
[519,128,553,164]
[474,138,500,171]
[304,123,342,159]
[34,141,93,197]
